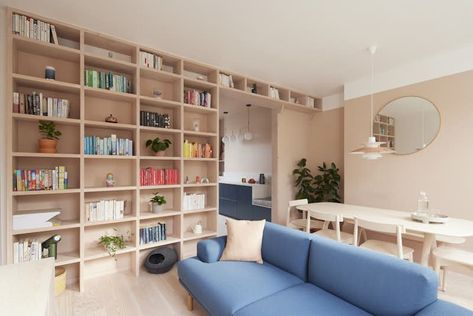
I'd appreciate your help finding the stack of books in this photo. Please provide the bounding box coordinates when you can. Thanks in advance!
[184,89,211,107]
[307,97,315,108]
[12,13,58,44]
[84,69,131,93]
[269,87,280,100]
[140,110,171,128]
[183,140,213,159]
[183,193,206,211]
[13,91,70,118]
[85,199,126,222]
[140,167,179,186]
[84,135,133,156]
[139,51,162,70]
[13,166,68,191]
[13,240,43,263]
[219,73,234,88]
[140,222,166,245]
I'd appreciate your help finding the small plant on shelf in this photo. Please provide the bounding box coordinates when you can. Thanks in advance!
[98,228,126,259]
[38,121,62,153]
[150,192,166,213]
[145,137,172,156]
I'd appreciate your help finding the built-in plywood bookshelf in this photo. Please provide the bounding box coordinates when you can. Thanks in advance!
[374,114,395,149]
[5,8,321,292]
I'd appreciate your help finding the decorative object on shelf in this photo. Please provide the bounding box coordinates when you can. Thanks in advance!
[250,83,257,94]
[259,173,265,184]
[145,137,172,156]
[196,75,206,81]
[105,114,118,123]
[41,234,62,259]
[195,176,201,183]
[241,178,247,183]
[105,173,115,187]
[200,177,210,184]
[184,176,190,184]
[38,121,61,153]
[144,247,178,274]
[107,51,114,58]
[244,104,254,141]
[44,66,56,80]
[192,221,203,235]
[98,229,126,259]
[54,267,66,296]
[248,178,256,184]
[350,46,394,160]
[293,159,341,203]
[152,89,163,99]
[150,192,166,214]
[192,118,200,132]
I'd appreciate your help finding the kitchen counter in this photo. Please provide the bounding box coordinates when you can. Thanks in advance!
[219,179,271,208]
[219,182,271,221]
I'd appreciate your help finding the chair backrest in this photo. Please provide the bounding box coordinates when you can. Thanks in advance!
[353,217,406,259]
[286,199,308,226]
[309,210,343,241]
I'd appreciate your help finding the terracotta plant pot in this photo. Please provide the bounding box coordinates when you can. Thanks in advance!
[38,138,58,153]
[154,151,165,157]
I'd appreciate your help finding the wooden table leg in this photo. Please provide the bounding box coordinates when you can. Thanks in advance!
[421,233,436,267]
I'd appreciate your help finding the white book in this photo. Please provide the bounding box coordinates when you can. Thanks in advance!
[13,242,19,264]
[13,210,60,230]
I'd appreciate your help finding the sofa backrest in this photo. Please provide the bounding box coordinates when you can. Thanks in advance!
[308,236,438,316]
[262,222,311,281]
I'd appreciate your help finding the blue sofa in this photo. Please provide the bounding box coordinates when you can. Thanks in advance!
[178,222,473,316]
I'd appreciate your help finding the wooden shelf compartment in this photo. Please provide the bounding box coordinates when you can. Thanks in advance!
[84,89,137,126]
[139,159,181,186]
[12,73,81,94]
[12,227,80,266]
[12,193,80,234]
[138,242,181,266]
[218,70,246,91]
[140,129,182,158]
[184,159,218,186]
[84,31,137,64]
[84,125,136,156]
[85,158,137,188]
[139,46,183,75]
[13,120,80,154]
[139,187,181,217]
[12,35,80,62]
[183,134,219,161]
[183,185,217,212]
[140,99,182,130]
[84,189,138,220]
[183,82,217,110]
[246,79,269,97]
[269,85,290,102]
[139,214,180,250]
[183,109,217,134]
[140,69,182,103]
[183,60,218,84]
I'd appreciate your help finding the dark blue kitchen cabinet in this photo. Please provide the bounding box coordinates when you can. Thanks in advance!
[219,183,271,221]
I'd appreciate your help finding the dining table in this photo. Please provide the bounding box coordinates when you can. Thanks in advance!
[297,202,473,267]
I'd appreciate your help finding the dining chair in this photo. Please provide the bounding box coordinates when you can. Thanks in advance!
[287,199,323,233]
[353,217,414,261]
[309,210,353,244]
[432,238,472,291]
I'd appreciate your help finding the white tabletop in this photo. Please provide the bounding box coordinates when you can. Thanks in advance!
[297,202,473,238]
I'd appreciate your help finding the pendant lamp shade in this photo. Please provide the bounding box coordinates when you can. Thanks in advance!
[350,45,394,160]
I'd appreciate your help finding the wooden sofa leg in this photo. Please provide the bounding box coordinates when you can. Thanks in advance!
[187,293,194,311]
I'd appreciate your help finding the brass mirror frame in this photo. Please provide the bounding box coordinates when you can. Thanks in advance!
[376,96,441,156]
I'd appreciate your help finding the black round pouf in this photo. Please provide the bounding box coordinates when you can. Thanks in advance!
[144,247,178,274]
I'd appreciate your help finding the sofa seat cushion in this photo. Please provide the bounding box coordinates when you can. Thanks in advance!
[178,257,303,316]
[415,300,473,316]
[234,283,372,316]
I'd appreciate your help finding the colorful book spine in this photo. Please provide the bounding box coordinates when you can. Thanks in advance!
[182,140,213,159]
[83,135,133,156]
[139,222,166,245]
[139,51,162,70]
[184,89,211,107]
[12,91,70,118]
[84,69,131,93]
[140,168,179,186]
[13,166,68,191]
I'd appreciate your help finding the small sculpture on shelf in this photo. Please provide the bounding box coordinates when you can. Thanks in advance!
[184,176,190,184]
[153,89,163,99]
[41,234,62,259]
[200,177,210,184]
[105,114,118,123]
[44,66,56,80]
[145,137,172,156]
[192,118,200,132]
[195,176,201,184]
[105,173,115,187]
[150,192,166,214]
[192,221,203,235]
[38,121,62,153]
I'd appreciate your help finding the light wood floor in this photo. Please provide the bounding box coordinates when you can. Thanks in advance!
[56,267,473,315]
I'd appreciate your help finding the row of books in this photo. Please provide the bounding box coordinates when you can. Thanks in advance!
[219,73,235,88]
[84,135,133,156]
[140,110,171,128]
[13,167,68,192]
[184,89,212,107]
[12,91,70,118]
[13,240,43,264]
[12,13,58,44]
[139,51,162,70]
[139,222,167,245]
[140,168,179,186]
[183,193,206,211]
[183,140,213,159]
[84,69,131,93]
[85,199,126,222]
[269,87,280,100]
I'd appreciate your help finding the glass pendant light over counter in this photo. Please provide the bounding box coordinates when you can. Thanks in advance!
[350,45,394,160]
[244,104,253,141]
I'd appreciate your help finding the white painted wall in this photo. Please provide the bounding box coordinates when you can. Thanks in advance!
[222,106,272,175]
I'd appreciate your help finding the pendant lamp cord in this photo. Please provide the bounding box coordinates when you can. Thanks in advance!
[370,48,375,137]
[247,106,250,132]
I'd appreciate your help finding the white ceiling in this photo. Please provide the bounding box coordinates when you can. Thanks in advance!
[3,0,473,97]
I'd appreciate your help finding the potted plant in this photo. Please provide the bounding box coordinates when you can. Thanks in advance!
[38,121,62,153]
[145,137,172,156]
[150,192,166,213]
[98,228,126,259]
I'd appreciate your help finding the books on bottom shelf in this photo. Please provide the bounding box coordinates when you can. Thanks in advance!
[13,166,68,192]
[13,240,42,263]
[13,91,70,118]
[86,199,126,223]
[140,222,166,245]
[183,192,206,211]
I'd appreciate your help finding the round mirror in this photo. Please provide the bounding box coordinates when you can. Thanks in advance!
[374,97,440,155]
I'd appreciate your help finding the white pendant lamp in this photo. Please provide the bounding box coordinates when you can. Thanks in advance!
[244,104,254,141]
[351,45,394,160]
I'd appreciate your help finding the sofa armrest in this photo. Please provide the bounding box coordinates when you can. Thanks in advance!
[197,236,227,263]
[415,299,473,316]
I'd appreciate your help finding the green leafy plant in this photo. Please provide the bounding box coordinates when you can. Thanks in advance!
[38,121,62,140]
[145,137,172,153]
[150,192,166,205]
[98,228,126,258]
[293,159,341,203]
